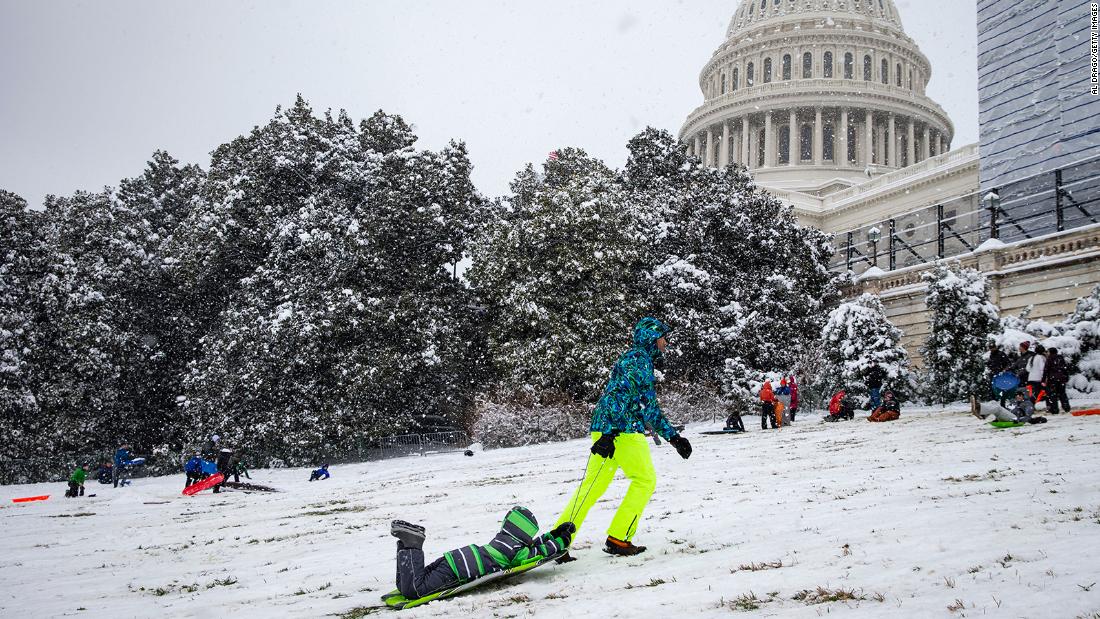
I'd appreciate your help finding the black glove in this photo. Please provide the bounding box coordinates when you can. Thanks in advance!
[591,433,616,459]
[669,434,692,460]
[550,522,576,547]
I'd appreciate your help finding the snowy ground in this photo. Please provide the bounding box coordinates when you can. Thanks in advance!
[4,404,1100,618]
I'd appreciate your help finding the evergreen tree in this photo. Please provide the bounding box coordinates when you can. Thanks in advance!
[0,191,45,458]
[921,264,1001,404]
[469,149,643,398]
[818,293,914,399]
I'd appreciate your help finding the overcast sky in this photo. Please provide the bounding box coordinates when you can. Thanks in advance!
[0,0,978,208]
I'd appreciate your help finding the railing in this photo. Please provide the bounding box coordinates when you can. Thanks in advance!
[0,430,472,486]
[831,154,1100,276]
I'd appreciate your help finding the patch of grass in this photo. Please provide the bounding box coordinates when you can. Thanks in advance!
[545,592,568,600]
[947,598,967,613]
[293,505,367,517]
[293,587,311,596]
[725,592,766,611]
[50,512,96,518]
[507,593,531,603]
[732,560,783,573]
[208,576,238,588]
[338,607,384,618]
[792,587,866,605]
[318,582,332,591]
[968,565,982,573]
[626,577,675,589]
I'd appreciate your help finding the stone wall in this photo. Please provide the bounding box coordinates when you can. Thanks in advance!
[845,225,1100,366]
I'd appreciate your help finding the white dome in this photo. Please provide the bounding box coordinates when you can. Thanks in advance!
[728,0,904,39]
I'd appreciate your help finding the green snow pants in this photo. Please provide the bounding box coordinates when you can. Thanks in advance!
[556,432,656,542]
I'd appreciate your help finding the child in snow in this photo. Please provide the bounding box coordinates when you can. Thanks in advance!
[184,452,204,489]
[66,465,87,497]
[1025,344,1047,404]
[112,443,133,488]
[724,408,745,432]
[230,452,250,482]
[95,461,113,485]
[867,391,901,422]
[971,392,1043,424]
[388,507,573,601]
[775,378,792,425]
[759,380,777,429]
[825,389,858,422]
[309,464,330,481]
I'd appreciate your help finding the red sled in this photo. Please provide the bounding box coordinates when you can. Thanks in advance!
[1072,409,1100,417]
[12,495,49,503]
[182,473,224,496]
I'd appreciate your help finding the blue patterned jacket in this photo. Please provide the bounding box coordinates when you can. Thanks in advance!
[589,317,679,440]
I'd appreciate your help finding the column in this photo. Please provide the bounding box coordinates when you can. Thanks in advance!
[865,110,874,167]
[706,127,715,168]
[813,107,824,165]
[721,121,731,168]
[788,109,797,166]
[840,108,849,166]
[887,114,897,168]
[923,125,931,161]
[938,134,946,154]
[741,116,751,167]
[693,134,701,159]
[906,119,915,167]
[764,111,774,167]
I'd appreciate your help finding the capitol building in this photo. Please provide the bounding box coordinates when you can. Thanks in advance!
[680,0,1100,359]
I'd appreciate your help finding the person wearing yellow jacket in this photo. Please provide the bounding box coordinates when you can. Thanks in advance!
[555,317,691,558]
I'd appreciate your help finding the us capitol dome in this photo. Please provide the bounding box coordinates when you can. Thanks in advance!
[680,0,955,196]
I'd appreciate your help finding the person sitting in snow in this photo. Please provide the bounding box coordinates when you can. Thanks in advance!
[971,391,1043,424]
[65,465,87,497]
[309,464,330,481]
[825,389,858,422]
[724,407,745,432]
[867,390,901,422]
[386,508,573,602]
[759,379,777,429]
[95,461,113,485]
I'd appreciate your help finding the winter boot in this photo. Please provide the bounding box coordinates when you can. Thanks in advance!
[555,552,578,564]
[605,536,646,556]
[391,520,426,550]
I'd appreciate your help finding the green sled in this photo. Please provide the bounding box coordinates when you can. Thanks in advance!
[380,550,566,610]
[990,420,1026,428]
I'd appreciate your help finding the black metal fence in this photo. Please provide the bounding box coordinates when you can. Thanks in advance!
[831,154,1100,275]
[0,430,471,486]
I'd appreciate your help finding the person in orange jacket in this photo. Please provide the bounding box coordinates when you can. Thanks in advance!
[759,380,777,430]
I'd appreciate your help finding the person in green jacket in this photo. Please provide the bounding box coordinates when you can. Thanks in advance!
[556,317,692,558]
[66,465,87,498]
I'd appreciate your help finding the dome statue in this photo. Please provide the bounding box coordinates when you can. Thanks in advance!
[681,0,954,196]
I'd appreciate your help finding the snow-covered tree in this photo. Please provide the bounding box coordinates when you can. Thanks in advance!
[818,293,914,399]
[0,191,45,458]
[469,149,642,399]
[921,264,1001,404]
[1061,285,1100,394]
[180,100,482,458]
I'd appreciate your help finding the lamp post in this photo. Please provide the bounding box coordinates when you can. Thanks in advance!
[983,190,1000,240]
[868,226,881,269]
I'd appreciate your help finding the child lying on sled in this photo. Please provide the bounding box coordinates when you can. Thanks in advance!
[388,506,574,601]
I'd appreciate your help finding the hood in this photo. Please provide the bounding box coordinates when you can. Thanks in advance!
[632,317,672,359]
[500,506,539,546]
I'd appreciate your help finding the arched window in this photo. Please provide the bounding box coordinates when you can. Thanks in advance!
[863,55,872,81]
[779,127,791,164]
[823,123,835,161]
[782,54,792,80]
[896,63,902,86]
[721,73,727,94]
[847,124,858,163]
[823,52,834,78]
[732,68,739,90]
[800,124,813,161]
[758,129,767,167]
[747,62,755,86]
[881,59,889,84]
[763,58,773,83]
[844,52,854,79]
[803,52,813,78]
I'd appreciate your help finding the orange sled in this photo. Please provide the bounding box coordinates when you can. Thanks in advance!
[1071,409,1100,417]
[12,495,49,503]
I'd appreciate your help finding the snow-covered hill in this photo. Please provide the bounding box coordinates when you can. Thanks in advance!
[4,405,1100,618]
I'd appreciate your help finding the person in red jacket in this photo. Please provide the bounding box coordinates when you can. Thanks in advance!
[788,375,800,422]
[759,380,777,430]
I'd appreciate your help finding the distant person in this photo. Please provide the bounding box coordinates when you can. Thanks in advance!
[867,391,901,422]
[112,443,133,488]
[309,464,331,481]
[987,342,1014,406]
[865,365,886,410]
[1013,342,1034,394]
[1043,347,1071,414]
[825,389,858,422]
[759,380,777,429]
[65,465,87,498]
[724,408,745,432]
[1026,344,1047,403]
[230,451,250,482]
[213,448,234,493]
[202,435,221,460]
[788,375,800,422]
[775,378,792,425]
[184,452,204,489]
[971,391,1042,424]
[95,461,113,485]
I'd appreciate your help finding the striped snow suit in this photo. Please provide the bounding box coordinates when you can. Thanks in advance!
[395,506,567,600]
